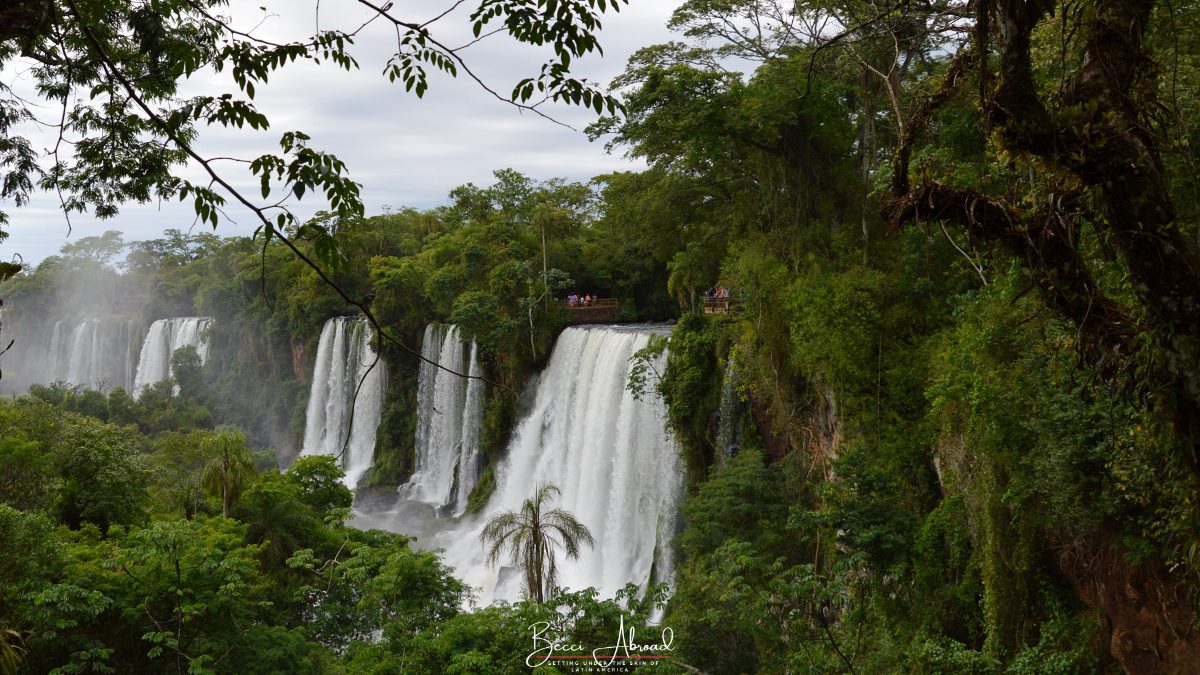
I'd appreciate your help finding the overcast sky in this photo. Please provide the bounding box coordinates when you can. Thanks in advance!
[3,0,682,265]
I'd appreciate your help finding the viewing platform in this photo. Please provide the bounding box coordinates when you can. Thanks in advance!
[560,298,619,324]
[703,296,741,315]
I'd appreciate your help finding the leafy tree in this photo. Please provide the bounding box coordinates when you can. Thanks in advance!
[0,505,61,620]
[666,247,715,311]
[0,432,55,512]
[147,431,215,519]
[56,231,127,267]
[285,455,353,520]
[235,473,317,570]
[20,517,329,673]
[104,387,138,426]
[50,412,149,531]
[65,388,109,421]
[310,528,468,648]
[869,0,1200,444]
[170,344,204,399]
[480,483,594,603]
[0,401,147,534]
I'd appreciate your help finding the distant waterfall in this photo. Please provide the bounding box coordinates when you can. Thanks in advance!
[457,342,486,512]
[132,317,213,395]
[410,325,684,606]
[300,317,387,488]
[40,317,140,392]
[400,324,486,515]
[716,361,744,461]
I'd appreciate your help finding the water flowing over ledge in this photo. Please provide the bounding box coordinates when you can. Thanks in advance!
[300,317,387,488]
[48,317,140,392]
[400,324,485,516]
[0,315,210,395]
[361,324,685,608]
[133,317,213,396]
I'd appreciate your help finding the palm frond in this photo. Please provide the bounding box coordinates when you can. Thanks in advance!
[478,481,595,602]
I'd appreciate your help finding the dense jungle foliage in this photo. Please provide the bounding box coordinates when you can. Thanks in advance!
[0,172,681,672]
[0,168,677,483]
[5,0,1200,671]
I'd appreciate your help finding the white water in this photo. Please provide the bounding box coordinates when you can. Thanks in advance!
[132,317,213,395]
[716,360,744,461]
[401,324,486,515]
[369,325,685,607]
[300,317,387,488]
[456,341,486,513]
[17,316,139,392]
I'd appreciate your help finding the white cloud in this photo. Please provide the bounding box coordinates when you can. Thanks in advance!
[2,0,679,263]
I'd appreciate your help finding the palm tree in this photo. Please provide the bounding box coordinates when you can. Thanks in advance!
[480,484,594,603]
[667,249,710,312]
[199,429,256,517]
[0,627,25,675]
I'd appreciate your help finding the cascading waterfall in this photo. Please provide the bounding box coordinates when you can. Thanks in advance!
[132,317,213,395]
[716,360,744,461]
[300,317,387,488]
[401,324,486,515]
[394,325,684,608]
[3,316,140,392]
[47,320,64,381]
[456,342,486,513]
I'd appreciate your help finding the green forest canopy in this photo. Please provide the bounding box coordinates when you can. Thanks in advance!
[3,0,1200,672]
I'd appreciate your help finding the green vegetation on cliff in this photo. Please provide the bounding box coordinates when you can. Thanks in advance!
[5,0,1200,670]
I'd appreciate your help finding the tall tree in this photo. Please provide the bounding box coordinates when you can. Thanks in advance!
[480,483,594,603]
[0,0,633,384]
[199,429,255,517]
[667,248,714,312]
[865,0,1200,469]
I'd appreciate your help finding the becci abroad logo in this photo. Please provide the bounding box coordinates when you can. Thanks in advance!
[526,615,675,671]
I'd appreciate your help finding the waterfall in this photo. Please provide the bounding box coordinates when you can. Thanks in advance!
[0,316,140,393]
[716,360,744,461]
[65,320,97,386]
[401,324,486,515]
[385,325,684,607]
[132,317,213,395]
[456,341,486,513]
[300,317,387,488]
[47,320,65,382]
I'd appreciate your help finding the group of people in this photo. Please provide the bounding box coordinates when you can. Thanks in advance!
[705,285,731,299]
[566,293,594,307]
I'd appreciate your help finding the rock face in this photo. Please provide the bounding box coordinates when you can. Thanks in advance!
[935,429,1200,673]
[291,340,306,381]
[1056,534,1200,674]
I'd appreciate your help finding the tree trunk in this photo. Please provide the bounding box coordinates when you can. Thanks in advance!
[222,453,231,517]
[886,0,1200,453]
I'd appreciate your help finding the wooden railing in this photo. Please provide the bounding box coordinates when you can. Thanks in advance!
[703,297,741,314]
[559,298,619,324]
